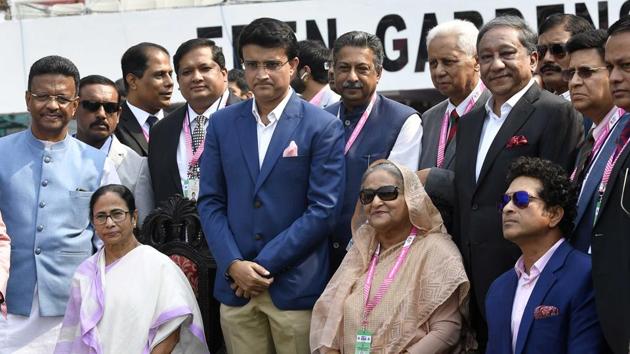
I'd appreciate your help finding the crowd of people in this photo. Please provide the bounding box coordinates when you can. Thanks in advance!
[0,11,628,354]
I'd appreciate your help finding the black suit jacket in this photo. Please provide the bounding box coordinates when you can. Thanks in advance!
[454,83,582,323]
[591,127,630,354]
[148,93,242,205]
[115,102,150,157]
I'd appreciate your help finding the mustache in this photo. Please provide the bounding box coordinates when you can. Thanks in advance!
[342,81,363,89]
[90,120,109,130]
[540,63,562,73]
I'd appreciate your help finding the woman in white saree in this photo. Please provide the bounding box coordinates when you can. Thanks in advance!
[55,184,209,354]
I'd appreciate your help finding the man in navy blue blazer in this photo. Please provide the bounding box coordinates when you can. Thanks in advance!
[486,157,604,354]
[197,18,345,354]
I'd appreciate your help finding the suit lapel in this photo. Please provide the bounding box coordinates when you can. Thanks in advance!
[460,107,486,186]
[168,106,187,194]
[477,85,538,187]
[121,102,149,154]
[235,101,259,185]
[255,94,302,193]
[514,241,570,354]
[497,272,519,353]
[108,136,126,168]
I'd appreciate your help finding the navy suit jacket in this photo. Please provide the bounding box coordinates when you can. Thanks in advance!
[197,93,345,310]
[485,241,605,354]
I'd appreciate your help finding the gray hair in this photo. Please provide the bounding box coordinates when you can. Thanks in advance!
[361,161,404,190]
[427,20,479,57]
[477,16,538,54]
[332,31,384,71]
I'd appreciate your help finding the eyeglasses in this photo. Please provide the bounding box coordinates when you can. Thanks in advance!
[561,66,608,82]
[498,191,540,211]
[359,185,400,205]
[80,100,119,114]
[29,92,77,107]
[241,60,290,72]
[93,209,130,225]
[536,43,567,59]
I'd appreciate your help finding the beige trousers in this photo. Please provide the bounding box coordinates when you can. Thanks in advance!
[220,291,312,354]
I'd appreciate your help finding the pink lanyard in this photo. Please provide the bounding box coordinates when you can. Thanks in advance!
[341,94,378,155]
[309,86,327,107]
[599,137,630,194]
[142,128,150,142]
[571,108,625,181]
[436,83,485,168]
[362,227,417,328]
[182,112,206,169]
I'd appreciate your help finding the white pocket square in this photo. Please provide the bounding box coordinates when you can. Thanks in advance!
[282,140,298,157]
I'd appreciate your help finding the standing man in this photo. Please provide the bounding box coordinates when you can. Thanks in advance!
[455,16,582,347]
[197,18,345,354]
[116,42,174,156]
[75,74,154,223]
[419,19,490,230]
[0,56,118,353]
[326,31,422,270]
[291,40,340,108]
[537,14,594,98]
[591,16,630,354]
[486,157,604,354]
[149,39,241,205]
[564,30,628,253]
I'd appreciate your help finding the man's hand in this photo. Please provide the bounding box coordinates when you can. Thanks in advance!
[418,168,431,185]
[228,260,273,298]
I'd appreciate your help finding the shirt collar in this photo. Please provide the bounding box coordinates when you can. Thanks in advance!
[99,136,113,153]
[187,89,230,120]
[592,106,619,141]
[126,101,164,126]
[485,79,536,119]
[447,80,484,116]
[252,88,293,127]
[560,90,571,101]
[514,238,565,279]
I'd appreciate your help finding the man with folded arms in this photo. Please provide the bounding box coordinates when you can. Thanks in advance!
[486,157,604,354]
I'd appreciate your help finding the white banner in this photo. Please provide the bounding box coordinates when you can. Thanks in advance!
[0,0,628,113]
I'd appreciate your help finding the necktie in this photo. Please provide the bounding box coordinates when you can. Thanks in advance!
[575,130,595,183]
[188,116,207,179]
[446,109,459,144]
[146,115,158,131]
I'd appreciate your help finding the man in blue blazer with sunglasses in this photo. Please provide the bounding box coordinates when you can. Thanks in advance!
[486,157,604,354]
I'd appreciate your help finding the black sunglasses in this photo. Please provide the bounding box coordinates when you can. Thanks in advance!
[80,100,119,114]
[536,43,567,59]
[359,185,399,205]
[561,66,608,82]
[498,191,540,211]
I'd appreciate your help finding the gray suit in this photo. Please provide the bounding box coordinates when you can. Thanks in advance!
[108,135,154,224]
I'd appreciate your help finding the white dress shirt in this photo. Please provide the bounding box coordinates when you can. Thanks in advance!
[476,79,536,180]
[176,89,230,183]
[511,238,565,353]
[388,113,423,171]
[252,88,294,169]
[126,101,164,137]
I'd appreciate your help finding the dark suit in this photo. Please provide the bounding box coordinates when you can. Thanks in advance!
[454,83,582,343]
[149,93,241,205]
[591,116,630,354]
[115,102,150,157]
[486,241,605,354]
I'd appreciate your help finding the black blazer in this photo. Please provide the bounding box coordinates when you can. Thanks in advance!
[454,83,583,321]
[114,102,150,157]
[591,131,630,354]
[148,93,242,205]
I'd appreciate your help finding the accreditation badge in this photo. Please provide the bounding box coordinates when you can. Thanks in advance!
[183,178,200,201]
[355,329,372,354]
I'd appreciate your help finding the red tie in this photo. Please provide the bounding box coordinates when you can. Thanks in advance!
[447,109,459,144]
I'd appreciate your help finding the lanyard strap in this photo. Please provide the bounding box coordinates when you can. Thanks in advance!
[309,86,327,107]
[341,94,378,155]
[436,83,485,168]
[599,136,630,194]
[362,227,418,328]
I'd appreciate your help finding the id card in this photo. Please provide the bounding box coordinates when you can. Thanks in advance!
[355,329,372,354]
[183,178,200,201]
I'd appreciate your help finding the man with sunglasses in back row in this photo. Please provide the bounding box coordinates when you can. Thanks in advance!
[74,74,154,225]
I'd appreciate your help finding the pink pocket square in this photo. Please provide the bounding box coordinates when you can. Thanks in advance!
[534,305,559,319]
[507,135,528,148]
[282,140,298,157]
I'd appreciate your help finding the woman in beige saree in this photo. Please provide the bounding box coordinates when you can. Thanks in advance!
[311,160,470,354]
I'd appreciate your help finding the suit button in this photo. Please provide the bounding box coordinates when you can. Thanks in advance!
[37,225,44,232]
[255,233,262,240]
[344,120,351,126]
[41,180,48,187]
[35,248,41,255]
[254,200,262,208]
[332,242,340,249]
[39,201,46,208]
[44,156,51,163]
[471,203,479,210]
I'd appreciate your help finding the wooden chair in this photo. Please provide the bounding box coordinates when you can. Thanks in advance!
[140,194,223,353]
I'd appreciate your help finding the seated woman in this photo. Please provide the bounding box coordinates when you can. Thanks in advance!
[311,160,470,354]
[55,184,208,354]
